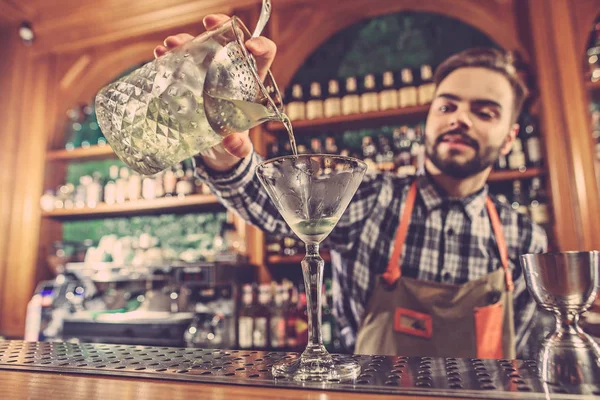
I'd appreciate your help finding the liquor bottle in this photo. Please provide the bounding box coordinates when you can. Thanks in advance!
[86,172,103,208]
[238,284,254,349]
[297,144,308,155]
[511,180,529,215]
[75,176,89,208]
[360,74,379,113]
[310,137,323,154]
[324,79,342,118]
[175,164,194,197]
[40,190,55,212]
[398,68,418,108]
[375,135,394,172]
[306,82,324,120]
[80,104,95,148]
[266,235,283,256]
[286,83,306,121]
[413,124,426,176]
[529,177,551,225]
[154,171,165,198]
[252,284,270,349]
[64,108,82,151]
[142,174,156,200]
[163,165,177,197]
[417,65,436,105]
[322,281,334,350]
[379,71,398,110]
[588,22,600,81]
[270,284,286,350]
[283,282,298,349]
[521,115,543,167]
[361,136,378,172]
[495,154,508,171]
[104,165,119,205]
[127,171,142,202]
[296,287,309,348]
[393,126,416,176]
[508,138,526,171]
[341,77,360,115]
[324,136,338,154]
[115,167,130,204]
[283,236,298,256]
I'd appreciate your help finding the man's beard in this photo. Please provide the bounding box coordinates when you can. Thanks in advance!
[426,129,503,179]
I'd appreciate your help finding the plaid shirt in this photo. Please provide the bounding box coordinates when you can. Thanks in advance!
[195,151,548,356]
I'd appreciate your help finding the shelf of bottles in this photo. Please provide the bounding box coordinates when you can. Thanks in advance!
[586,19,600,193]
[41,158,220,220]
[236,279,342,353]
[263,68,549,261]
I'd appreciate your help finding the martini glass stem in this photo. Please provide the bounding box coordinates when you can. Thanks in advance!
[302,242,324,348]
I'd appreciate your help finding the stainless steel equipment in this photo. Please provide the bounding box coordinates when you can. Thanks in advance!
[1,341,599,399]
[28,261,252,348]
[520,251,600,385]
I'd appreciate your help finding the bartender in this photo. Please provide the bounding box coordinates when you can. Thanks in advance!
[154,14,547,359]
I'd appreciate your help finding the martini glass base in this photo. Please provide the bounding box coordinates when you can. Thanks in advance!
[272,344,361,382]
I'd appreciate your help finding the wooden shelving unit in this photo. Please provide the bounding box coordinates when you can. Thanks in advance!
[487,167,545,182]
[586,80,600,93]
[266,104,431,134]
[42,194,222,220]
[267,251,332,265]
[46,145,116,161]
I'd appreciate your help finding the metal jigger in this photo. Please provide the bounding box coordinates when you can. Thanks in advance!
[520,251,600,385]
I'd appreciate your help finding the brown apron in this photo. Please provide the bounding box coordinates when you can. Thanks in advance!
[355,181,516,359]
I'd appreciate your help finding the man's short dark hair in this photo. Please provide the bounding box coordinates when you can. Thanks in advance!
[434,48,529,122]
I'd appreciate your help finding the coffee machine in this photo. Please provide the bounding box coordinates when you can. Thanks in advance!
[27,260,253,348]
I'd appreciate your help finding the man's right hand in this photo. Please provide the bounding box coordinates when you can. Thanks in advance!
[153,14,277,172]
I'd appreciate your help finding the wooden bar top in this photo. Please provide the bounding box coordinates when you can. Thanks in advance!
[1,370,468,400]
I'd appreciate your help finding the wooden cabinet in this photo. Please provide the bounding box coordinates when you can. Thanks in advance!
[0,0,598,337]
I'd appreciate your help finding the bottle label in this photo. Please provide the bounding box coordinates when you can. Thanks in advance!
[253,317,268,348]
[379,90,398,110]
[509,151,526,170]
[341,95,360,115]
[418,83,436,105]
[306,100,324,120]
[286,102,305,121]
[324,98,341,118]
[526,137,542,163]
[531,203,551,224]
[270,316,286,348]
[360,93,379,113]
[399,87,418,107]
[238,316,253,348]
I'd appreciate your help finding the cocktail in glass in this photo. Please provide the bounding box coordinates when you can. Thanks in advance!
[256,154,367,381]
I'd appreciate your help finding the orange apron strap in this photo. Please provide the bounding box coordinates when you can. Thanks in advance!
[485,197,513,292]
[382,181,417,285]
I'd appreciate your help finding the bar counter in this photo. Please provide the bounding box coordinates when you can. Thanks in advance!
[1,370,447,400]
[1,341,598,399]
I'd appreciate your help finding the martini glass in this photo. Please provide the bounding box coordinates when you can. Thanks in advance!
[256,154,367,381]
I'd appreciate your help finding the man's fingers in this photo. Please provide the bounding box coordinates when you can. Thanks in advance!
[163,33,194,49]
[245,37,277,81]
[154,45,168,59]
[221,132,253,159]
[203,14,231,30]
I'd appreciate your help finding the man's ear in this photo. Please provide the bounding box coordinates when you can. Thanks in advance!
[500,123,519,156]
